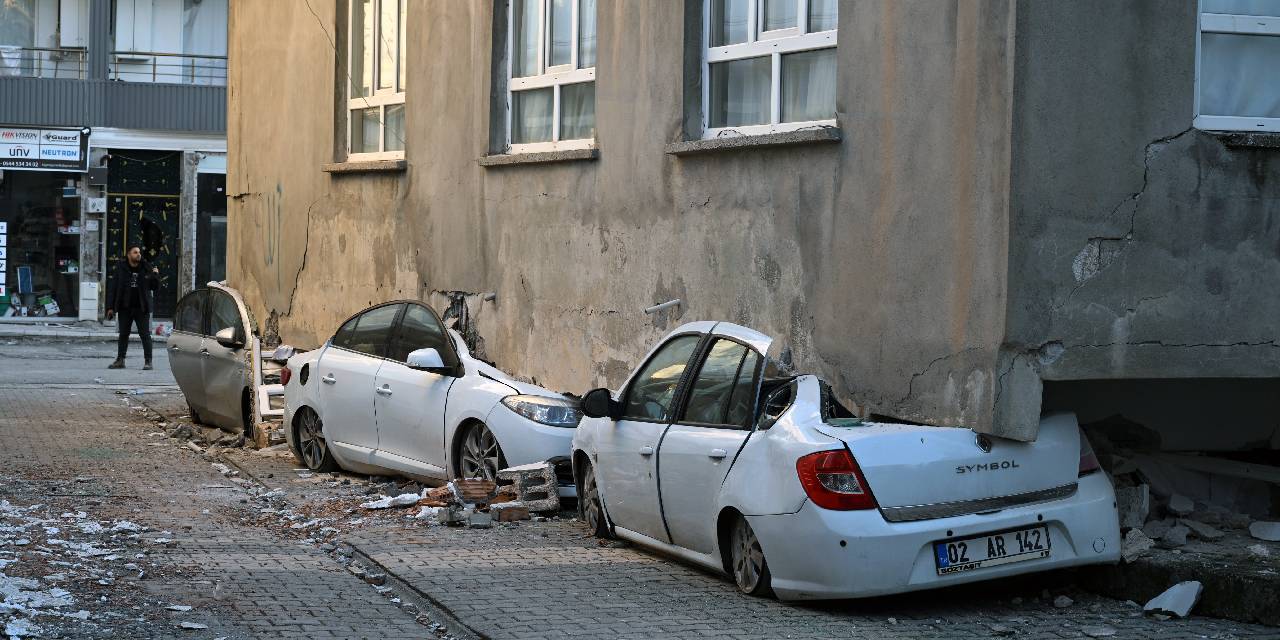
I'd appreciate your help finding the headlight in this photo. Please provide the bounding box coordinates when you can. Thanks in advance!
[500,394,583,428]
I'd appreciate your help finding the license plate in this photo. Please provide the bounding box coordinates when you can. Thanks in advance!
[934,525,1050,575]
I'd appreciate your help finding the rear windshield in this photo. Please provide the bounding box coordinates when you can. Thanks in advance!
[820,381,863,428]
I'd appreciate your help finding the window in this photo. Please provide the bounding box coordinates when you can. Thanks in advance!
[387,304,457,365]
[173,290,206,334]
[506,0,597,152]
[338,304,402,358]
[681,339,761,428]
[206,290,242,339]
[1197,0,1280,131]
[622,334,702,422]
[703,0,837,138]
[347,0,407,159]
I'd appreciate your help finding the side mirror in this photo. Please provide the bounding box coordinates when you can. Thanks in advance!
[406,348,448,372]
[581,387,622,420]
[214,327,245,350]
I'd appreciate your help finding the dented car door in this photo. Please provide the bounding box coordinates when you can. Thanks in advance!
[202,288,249,430]
[167,289,208,416]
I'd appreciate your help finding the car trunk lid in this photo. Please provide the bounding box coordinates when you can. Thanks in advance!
[811,414,1080,513]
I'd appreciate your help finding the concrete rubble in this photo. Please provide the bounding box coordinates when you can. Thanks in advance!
[1143,581,1202,618]
[1121,529,1154,563]
[494,462,561,514]
[1248,521,1280,542]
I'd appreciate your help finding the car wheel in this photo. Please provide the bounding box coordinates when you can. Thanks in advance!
[458,422,505,481]
[729,515,774,597]
[580,461,611,538]
[296,408,338,472]
[187,402,203,425]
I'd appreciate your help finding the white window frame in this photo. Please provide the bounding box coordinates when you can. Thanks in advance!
[702,0,837,139]
[506,0,597,154]
[346,0,406,161]
[1195,4,1280,132]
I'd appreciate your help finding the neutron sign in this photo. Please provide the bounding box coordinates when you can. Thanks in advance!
[0,125,92,172]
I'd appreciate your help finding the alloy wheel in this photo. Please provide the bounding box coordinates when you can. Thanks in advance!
[583,464,605,535]
[459,423,503,481]
[298,410,327,470]
[730,516,767,594]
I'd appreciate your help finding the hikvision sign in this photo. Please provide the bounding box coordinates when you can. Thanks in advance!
[0,125,91,172]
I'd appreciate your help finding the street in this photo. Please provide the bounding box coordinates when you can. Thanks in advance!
[2,339,1277,639]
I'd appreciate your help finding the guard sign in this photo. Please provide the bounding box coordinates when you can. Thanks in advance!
[0,125,91,172]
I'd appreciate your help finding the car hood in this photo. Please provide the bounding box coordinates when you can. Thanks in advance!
[470,359,565,398]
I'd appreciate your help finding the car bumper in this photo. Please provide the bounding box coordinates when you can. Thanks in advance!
[484,404,578,498]
[747,471,1120,600]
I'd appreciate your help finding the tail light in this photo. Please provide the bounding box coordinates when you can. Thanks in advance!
[280,365,292,386]
[1078,429,1101,476]
[796,449,878,511]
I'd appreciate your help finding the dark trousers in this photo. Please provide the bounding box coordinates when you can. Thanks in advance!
[116,308,154,362]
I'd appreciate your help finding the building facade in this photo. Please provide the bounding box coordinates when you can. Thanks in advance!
[226,1,1278,448]
[0,0,227,320]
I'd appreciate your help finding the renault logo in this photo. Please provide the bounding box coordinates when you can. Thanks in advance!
[976,434,993,453]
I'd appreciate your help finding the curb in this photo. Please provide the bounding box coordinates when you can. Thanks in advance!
[344,542,486,640]
[1080,558,1280,626]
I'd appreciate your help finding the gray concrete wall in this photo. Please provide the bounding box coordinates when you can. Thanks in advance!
[228,1,1024,435]
[1006,2,1280,440]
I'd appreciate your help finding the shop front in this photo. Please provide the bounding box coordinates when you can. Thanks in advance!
[0,125,90,318]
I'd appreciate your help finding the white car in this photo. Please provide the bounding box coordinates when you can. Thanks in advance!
[283,300,580,495]
[571,321,1120,600]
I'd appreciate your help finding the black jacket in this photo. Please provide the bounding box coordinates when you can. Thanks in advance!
[107,259,159,314]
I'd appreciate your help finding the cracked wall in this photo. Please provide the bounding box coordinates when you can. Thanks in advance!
[227,1,1019,436]
[1003,1,1280,444]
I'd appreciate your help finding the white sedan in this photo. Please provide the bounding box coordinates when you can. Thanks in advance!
[283,300,580,495]
[571,321,1120,599]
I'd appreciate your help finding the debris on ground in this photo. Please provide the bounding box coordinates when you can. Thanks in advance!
[495,462,560,513]
[1249,521,1280,542]
[1121,529,1154,563]
[360,493,421,510]
[1143,581,1202,618]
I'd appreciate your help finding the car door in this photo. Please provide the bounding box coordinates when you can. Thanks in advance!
[202,288,249,430]
[595,333,703,543]
[372,303,460,473]
[167,289,207,414]
[316,303,403,453]
[658,338,762,554]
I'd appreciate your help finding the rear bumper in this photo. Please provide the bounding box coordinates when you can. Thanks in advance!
[747,472,1120,600]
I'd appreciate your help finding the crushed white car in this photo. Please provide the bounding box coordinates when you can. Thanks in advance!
[283,300,579,495]
[571,321,1120,600]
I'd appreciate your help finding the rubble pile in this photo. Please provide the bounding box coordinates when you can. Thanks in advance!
[0,478,179,638]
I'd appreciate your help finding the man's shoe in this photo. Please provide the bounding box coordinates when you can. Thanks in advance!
[108,360,125,369]
[143,361,153,370]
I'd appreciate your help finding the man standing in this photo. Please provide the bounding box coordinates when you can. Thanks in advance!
[105,245,159,370]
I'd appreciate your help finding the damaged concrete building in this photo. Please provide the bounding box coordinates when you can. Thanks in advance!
[226,0,1278,463]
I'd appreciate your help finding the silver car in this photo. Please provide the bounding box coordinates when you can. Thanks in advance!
[168,282,271,435]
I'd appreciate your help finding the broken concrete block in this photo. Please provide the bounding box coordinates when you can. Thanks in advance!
[1116,485,1149,530]
[1179,519,1224,541]
[454,478,497,504]
[1143,581,1202,618]
[1053,595,1074,608]
[1223,512,1252,530]
[467,511,492,529]
[1143,518,1175,540]
[495,462,560,513]
[436,505,465,526]
[1159,524,1190,548]
[494,506,530,522]
[1122,529,1154,563]
[1247,543,1271,558]
[1248,521,1280,542]
[1167,494,1194,516]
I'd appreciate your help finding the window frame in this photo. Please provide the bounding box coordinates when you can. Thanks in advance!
[1195,4,1280,132]
[505,0,598,154]
[205,289,246,343]
[387,302,462,368]
[329,302,406,359]
[173,289,208,336]
[673,336,763,431]
[701,0,837,139]
[346,0,407,161]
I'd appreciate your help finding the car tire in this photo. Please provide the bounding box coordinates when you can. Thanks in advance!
[241,389,256,442]
[579,461,612,539]
[187,402,203,425]
[728,514,774,598]
[457,422,506,481]
[295,407,339,472]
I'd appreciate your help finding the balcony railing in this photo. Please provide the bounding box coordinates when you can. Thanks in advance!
[0,46,88,80]
[110,51,227,86]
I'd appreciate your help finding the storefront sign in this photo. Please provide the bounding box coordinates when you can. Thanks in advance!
[0,126,91,172]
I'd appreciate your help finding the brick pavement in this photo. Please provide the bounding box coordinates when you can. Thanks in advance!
[0,379,430,639]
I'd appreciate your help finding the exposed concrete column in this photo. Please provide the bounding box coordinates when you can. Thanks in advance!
[88,0,110,81]
[179,152,200,296]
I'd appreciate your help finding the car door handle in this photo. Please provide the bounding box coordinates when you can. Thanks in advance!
[169,345,180,351]
[375,385,392,396]
[199,349,210,357]
[709,448,728,459]
[639,446,654,456]
[321,374,337,385]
